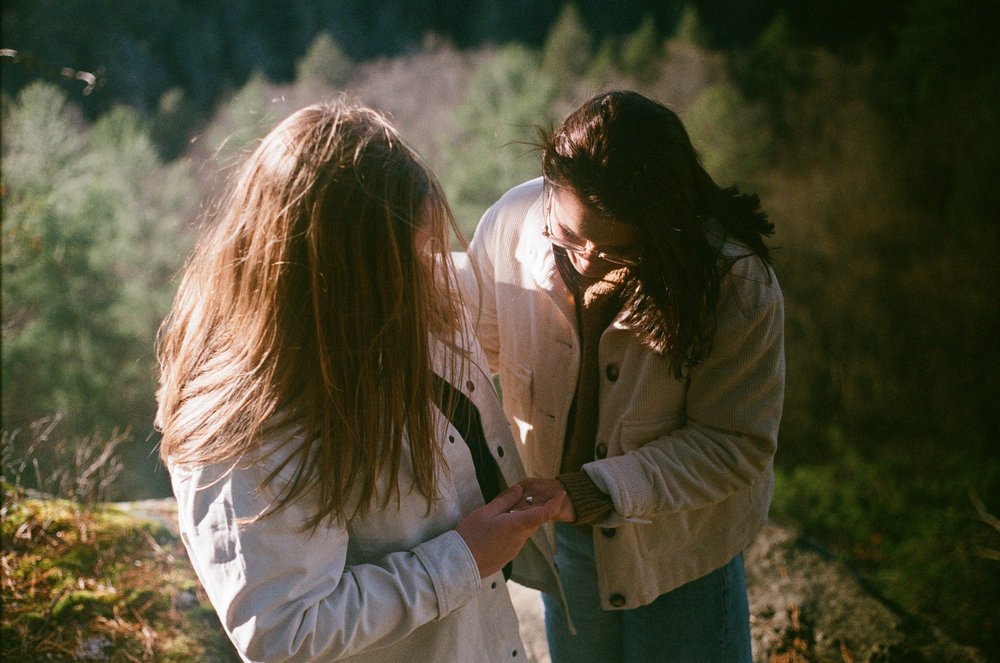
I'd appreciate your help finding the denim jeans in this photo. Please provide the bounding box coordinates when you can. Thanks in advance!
[542,523,752,663]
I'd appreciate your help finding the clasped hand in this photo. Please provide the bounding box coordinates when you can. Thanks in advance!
[456,478,573,579]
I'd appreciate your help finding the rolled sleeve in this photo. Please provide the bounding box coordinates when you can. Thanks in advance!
[412,529,482,617]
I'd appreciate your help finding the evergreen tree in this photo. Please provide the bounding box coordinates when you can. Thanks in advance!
[683,82,771,188]
[439,45,558,236]
[1,83,195,495]
[200,72,286,173]
[586,37,619,85]
[674,4,707,45]
[620,15,662,84]
[541,3,593,82]
[296,32,354,89]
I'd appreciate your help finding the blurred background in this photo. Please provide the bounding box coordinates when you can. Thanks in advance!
[2,0,997,656]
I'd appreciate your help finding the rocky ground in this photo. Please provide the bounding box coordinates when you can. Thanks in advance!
[509,521,985,663]
[116,500,984,663]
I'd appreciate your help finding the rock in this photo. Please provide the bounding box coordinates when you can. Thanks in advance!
[744,522,985,663]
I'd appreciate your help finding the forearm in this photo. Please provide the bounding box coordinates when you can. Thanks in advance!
[218,530,480,662]
[585,288,784,520]
[583,424,775,519]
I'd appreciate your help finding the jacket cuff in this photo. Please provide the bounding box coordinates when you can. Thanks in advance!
[413,529,481,618]
[557,471,613,525]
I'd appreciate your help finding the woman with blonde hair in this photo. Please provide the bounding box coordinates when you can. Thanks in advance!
[156,100,565,662]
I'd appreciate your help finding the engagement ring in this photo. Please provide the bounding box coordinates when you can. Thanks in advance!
[525,495,534,505]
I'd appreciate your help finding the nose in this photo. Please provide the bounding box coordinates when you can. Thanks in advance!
[569,250,610,278]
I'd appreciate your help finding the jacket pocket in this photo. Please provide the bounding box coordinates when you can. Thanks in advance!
[499,360,533,434]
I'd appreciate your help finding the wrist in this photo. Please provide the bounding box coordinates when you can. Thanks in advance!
[556,471,613,525]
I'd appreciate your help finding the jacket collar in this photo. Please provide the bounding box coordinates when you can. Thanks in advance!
[514,184,578,330]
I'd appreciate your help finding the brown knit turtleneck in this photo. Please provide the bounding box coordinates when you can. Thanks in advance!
[555,254,628,525]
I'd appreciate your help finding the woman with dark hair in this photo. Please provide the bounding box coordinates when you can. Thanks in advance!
[461,90,784,661]
[156,100,566,661]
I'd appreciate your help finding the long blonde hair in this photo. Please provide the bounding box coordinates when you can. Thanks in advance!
[156,101,469,527]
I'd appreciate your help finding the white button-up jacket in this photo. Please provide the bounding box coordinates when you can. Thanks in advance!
[170,329,561,662]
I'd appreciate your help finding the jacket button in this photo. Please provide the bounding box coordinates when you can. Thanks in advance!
[595,443,607,459]
[609,593,626,607]
[497,446,505,457]
[466,380,475,392]
[601,527,616,538]
[605,363,619,382]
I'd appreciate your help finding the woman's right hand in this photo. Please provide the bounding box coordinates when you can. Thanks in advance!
[456,484,565,579]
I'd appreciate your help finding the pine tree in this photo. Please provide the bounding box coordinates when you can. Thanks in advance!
[541,3,593,82]
[1,83,196,495]
[296,32,354,89]
[439,45,558,237]
[620,15,662,84]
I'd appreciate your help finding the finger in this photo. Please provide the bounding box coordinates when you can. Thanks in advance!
[542,490,567,519]
[483,484,523,515]
[508,492,565,528]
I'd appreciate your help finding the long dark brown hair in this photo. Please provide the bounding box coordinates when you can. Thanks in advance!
[156,100,469,528]
[541,90,774,376]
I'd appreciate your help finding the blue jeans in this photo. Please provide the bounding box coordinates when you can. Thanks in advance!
[542,523,752,663]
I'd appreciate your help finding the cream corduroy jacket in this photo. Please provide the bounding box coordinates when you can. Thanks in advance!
[458,178,785,610]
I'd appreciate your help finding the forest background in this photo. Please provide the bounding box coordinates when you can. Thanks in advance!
[2,0,998,657]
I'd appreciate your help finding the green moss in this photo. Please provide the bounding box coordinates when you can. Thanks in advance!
[56,542,98,574]
[125,587,157,608]
[21,612,48,633]
[2,493,239,660]
[51,589,117,623]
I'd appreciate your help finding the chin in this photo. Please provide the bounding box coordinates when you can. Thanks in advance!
[575,265,612,279]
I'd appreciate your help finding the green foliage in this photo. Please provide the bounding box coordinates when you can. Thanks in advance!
[673,5,707,46]
[541,3,593,83]
[201,72,285,170]
[684,82,772,188]
[620,15,662,84]
[1,83,195,495]
[439,45,558,236]
[296,32,354,89]
[773,430,1000,653]
[732,12,815,134]
[891,0,1000,225]
[584,37,618,85]
[151,87,200,160]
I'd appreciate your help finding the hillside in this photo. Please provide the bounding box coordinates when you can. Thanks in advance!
[1,487,984,662]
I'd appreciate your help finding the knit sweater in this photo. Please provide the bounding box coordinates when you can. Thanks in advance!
[555,256,627,525]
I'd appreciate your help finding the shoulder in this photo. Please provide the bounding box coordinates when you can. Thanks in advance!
[470,178,543,262]
[478,178,543,235]
[711,229,782,322]
[169,421,306,497]
[495,177,544,211]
